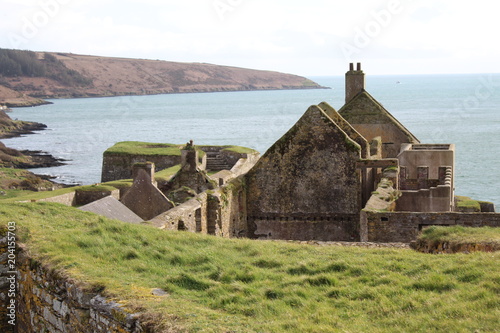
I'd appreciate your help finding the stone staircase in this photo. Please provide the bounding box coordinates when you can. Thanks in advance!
[206,152,232,171]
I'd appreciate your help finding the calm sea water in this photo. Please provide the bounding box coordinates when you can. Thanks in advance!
[4,75,500,207]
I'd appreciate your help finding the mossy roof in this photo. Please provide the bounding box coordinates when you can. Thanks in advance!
[338,90,419,143]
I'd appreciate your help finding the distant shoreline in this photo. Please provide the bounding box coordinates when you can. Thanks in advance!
[1,49,328,108]
[5,85,330,108]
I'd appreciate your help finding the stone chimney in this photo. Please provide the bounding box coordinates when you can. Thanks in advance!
[181,140,198,172]
[345,62,365,103]
[132,162,156,186]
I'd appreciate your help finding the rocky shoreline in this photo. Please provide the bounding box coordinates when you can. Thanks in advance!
[0,121,48,139]
[0,110,66,169]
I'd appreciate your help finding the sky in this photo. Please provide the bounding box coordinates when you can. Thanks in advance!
[1,0,499,77]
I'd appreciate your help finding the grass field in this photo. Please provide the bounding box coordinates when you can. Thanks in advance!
[1,202,499,332]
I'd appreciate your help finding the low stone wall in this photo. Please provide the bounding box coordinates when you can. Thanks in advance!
[266,239,410,248]
[75,189,120,206]
[35,192,76,206]
[0,235,145,333]
[411,239,500,254]
[361,211,500,243]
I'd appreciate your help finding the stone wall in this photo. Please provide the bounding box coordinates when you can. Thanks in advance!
[360,211,500,243]
[0,236,144,333]
[245,105,362,241]
[338,91,419,158]
[217,177,248,238]
[397,185,452,212]
[149,177,248,238]
[101,153,181,182]
[75,189,120,206]
[249,214,359,241]
[149,194,203,232]
[32,192,76,206]
[411,239,500,254]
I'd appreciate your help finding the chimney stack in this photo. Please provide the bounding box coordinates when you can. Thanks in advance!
[345,62,365,104]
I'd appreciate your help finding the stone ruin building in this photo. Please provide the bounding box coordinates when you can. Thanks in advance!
[76,63,500,242]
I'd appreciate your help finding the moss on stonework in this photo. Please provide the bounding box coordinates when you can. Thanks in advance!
[104,141,182,156]
[455,196,481,212]
[104,141,256,157]
[101,179,133,189]
[77,185,116,192]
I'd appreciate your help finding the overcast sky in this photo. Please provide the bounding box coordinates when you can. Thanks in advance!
[1,0,499,76]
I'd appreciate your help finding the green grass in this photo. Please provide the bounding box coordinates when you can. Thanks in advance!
[221,145,258,154]
[0,167,31,179]
[1,202,499,332]
[104,141,182,156]
[0,186,77,202]
[455,196,481,212]
[76,184,116,192]
[419,226,500,245]
[101,179,133,189]
[104,141,258,157]
[155,164,181,182]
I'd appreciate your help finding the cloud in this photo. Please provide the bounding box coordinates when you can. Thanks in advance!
[1,0,500,75]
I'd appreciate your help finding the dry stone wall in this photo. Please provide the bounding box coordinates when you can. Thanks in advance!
[0,236,144,333]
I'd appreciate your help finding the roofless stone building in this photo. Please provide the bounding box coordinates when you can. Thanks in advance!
[77,63,499,242]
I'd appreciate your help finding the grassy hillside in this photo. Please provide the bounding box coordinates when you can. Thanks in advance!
[1,202,499,332]
[0,49,325,104]
[0,49,92,87]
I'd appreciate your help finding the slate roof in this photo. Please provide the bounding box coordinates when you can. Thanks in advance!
[78,196,144,223]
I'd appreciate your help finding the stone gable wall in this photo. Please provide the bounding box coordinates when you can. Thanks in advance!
[245,105,362,240]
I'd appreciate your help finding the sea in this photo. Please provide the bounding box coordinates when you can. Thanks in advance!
[3,75,500,208]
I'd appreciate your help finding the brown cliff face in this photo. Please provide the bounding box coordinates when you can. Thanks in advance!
[0,51,325,103]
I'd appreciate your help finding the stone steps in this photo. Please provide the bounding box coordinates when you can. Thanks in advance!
[205,152,232,171]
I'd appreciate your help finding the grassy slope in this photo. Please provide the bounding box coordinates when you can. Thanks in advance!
[1,202,499,332]
[419,226,500,245]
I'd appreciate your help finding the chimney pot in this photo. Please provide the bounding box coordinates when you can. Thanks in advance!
[357,62,361,71]
[349,63,354,71]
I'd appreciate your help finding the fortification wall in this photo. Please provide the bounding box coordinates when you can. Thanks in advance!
[360,211,500,243]
[101,153,181,182]
[0,237,144,333]
[249,214,360,241]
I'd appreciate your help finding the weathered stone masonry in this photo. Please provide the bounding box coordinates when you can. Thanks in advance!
[0,235,144,333]
[361,211,500,243]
